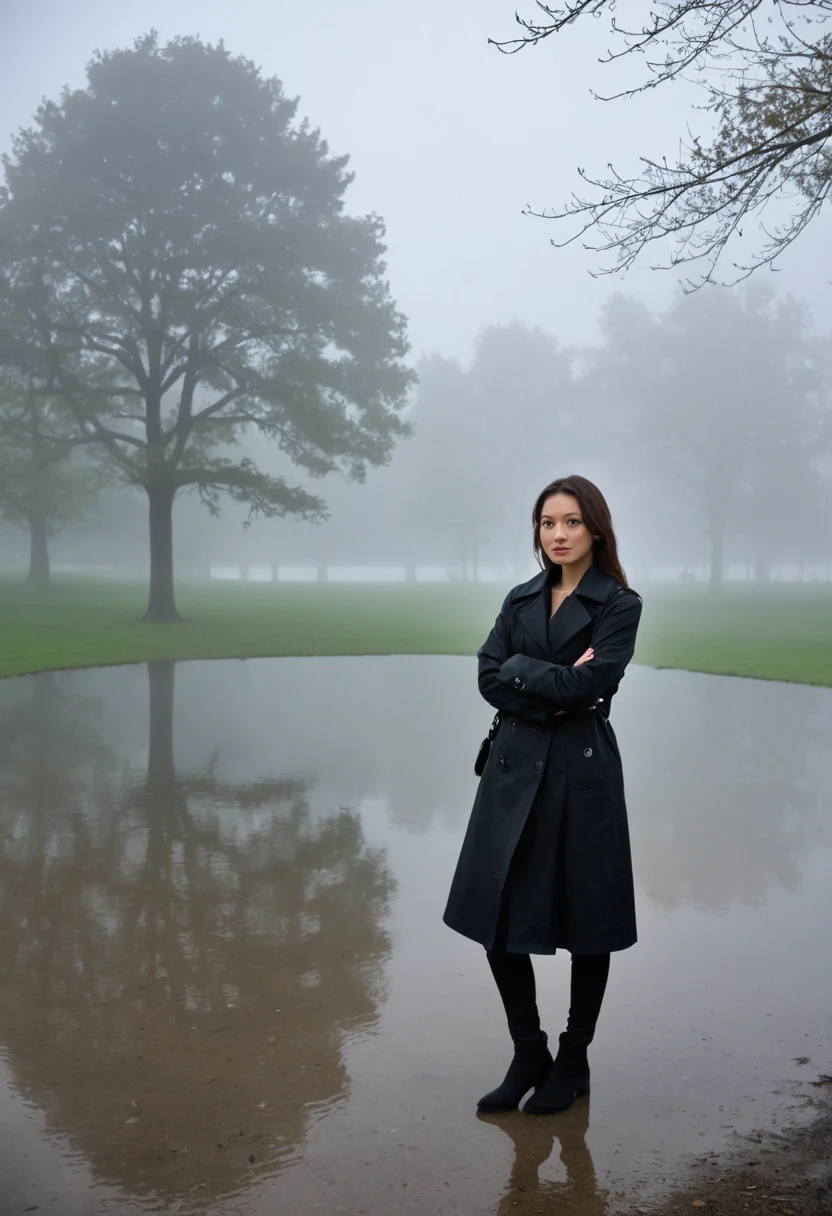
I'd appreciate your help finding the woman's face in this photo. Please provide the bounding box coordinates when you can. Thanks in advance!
[539,493,597,566]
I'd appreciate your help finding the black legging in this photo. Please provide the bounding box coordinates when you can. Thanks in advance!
[486,946,611,1047]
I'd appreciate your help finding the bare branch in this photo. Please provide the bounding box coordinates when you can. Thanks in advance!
[491,0,832,284]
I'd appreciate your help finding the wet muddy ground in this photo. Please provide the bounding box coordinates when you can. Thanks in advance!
[0,657,829,1214]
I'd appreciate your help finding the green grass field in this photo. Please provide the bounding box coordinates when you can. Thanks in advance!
[1,574,831,686]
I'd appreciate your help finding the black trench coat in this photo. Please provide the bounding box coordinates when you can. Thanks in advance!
[442,562,642,955]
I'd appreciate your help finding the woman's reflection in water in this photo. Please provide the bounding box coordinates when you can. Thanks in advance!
[478,1097,608,1216]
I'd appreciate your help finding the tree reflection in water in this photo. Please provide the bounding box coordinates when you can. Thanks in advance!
[0,661,395,1208]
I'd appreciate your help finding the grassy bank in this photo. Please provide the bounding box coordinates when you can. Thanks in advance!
[1,574,831,686]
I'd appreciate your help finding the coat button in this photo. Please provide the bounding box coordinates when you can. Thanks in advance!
[535,760,543,771]
[532,726,540,733]
[513,677,525,689]
[583,747,593,758]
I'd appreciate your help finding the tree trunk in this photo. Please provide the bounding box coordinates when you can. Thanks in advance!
[143,482,181,621]
[708,515,725,590]
[26,512,50,590]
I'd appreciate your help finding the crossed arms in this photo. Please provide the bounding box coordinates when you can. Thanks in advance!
[477,590,642,723]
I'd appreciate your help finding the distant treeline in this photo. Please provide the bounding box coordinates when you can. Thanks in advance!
[1,35,829,620]
[391,289,831,590]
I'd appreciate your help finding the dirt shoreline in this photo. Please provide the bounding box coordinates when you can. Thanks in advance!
[640,1082,832,1216]
[482,1078,832,1216]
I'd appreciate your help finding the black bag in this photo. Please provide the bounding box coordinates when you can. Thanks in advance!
[474,711,501,777]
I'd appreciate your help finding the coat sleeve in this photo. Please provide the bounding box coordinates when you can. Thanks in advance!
[496,590,642,711]
[477,594,551,727]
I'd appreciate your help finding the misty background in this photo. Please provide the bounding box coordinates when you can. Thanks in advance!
[1,0,831,591]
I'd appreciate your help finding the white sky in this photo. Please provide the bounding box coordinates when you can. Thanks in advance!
[2,0,830,362]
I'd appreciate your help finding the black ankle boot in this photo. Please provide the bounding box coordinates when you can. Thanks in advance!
[521,1032,590,1115]
[477,1033,553,1113]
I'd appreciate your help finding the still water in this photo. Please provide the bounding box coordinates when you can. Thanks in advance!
[0,657,830,1214]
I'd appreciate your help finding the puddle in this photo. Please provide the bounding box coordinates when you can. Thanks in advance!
[0,657,830,1213]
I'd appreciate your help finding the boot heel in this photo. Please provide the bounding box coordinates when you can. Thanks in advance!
[521,1033,591,1115]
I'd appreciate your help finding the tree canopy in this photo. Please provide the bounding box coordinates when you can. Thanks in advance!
[0,32,414,618]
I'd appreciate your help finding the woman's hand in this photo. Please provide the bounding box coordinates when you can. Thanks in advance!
[554,648,595,715]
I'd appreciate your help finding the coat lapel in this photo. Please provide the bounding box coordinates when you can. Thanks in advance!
[512,563,618,661]
[513,570,551,658]
[549,592,592,655]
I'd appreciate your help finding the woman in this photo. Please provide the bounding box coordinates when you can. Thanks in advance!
[443,475,642,1115]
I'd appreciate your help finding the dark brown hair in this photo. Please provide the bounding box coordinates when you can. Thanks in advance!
[532,475,630,588]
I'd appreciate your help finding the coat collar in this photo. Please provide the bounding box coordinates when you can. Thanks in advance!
[513,562,618,656]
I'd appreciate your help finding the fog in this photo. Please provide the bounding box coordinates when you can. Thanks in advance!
[2,13,832,1206]
[1,0,831,588]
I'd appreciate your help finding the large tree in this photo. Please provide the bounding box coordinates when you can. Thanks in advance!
[0,32,414,620]
[493,1,832,286]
